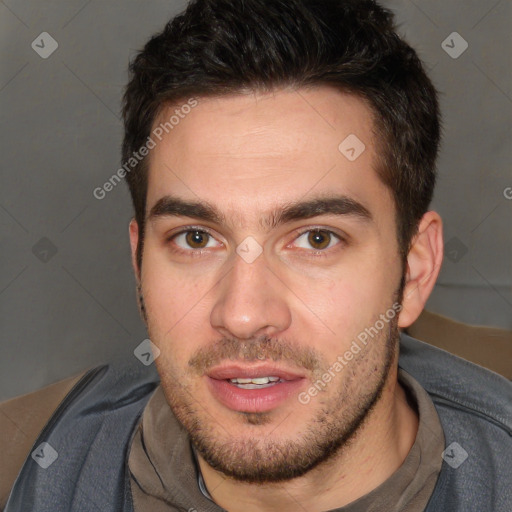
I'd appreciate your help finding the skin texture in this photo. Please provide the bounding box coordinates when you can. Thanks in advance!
[129,86,443,512]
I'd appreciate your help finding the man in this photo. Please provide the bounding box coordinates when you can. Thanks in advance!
[1,0,511,511]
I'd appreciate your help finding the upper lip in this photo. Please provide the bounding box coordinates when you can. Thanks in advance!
[207,363,306,381]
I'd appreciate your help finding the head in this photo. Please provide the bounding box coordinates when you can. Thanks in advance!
[123,0,443,483]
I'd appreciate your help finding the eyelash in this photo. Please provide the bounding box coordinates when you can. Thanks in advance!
[166,226,346,257]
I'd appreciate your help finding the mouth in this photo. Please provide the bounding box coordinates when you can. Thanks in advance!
[206,364,307,413]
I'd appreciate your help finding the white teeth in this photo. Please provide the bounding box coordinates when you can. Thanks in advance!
[229,376,281,385]
[252,377,271,385]
[234,378,253,384]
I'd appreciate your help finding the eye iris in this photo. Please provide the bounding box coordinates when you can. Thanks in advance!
[186,230,208,248]
[308,230,330,250]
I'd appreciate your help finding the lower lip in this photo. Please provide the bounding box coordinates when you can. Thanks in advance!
[207,377,305,413]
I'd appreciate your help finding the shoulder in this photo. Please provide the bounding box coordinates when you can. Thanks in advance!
[0,357,159,510]
[399,334,512,509]
[0,371,87,509]
[406,309,512,379]
[1,357,159,511]
[399,333,512,432]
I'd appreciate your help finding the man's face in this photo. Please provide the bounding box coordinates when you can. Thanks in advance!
[136,87,405,482]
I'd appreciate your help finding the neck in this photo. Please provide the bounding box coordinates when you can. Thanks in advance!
[197,368,419,512]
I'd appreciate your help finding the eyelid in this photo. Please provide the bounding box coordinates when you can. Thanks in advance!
[293,226,346,238]
[287,226,347,246]
[165,225,217,241]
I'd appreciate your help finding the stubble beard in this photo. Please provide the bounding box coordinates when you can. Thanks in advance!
[154,314,400,484]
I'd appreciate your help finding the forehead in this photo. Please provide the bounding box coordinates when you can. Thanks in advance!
[145,87,393,227]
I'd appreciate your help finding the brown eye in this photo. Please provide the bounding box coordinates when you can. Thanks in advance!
[307,230,332,250]
[170,229,220,252]
[293,229,341,252]
[184,230,210,248]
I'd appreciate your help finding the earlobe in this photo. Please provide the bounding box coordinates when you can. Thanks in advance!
[398,211,443,328]
[129,219,141,282]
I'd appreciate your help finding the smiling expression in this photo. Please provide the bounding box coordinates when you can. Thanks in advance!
[132,86,406,481]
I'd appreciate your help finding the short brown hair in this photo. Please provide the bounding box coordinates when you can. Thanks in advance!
[122,0,441,267]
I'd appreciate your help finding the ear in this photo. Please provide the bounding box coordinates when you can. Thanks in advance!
[129,218,141,282]
[398,211,443,329]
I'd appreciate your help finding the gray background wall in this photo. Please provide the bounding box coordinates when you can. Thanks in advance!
[1,0,511,402]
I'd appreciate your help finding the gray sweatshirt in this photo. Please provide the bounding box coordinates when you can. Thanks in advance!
[3,334,512,511]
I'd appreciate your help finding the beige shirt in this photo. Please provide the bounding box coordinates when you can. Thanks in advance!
[129,369,445,511]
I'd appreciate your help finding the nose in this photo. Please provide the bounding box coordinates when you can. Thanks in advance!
[210,250,292,340]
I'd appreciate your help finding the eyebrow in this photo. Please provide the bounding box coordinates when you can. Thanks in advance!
[148,194,373,231]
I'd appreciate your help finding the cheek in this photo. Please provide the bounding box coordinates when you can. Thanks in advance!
[141,251,215,355]
[142,239,212,305]
[296,261,398,351]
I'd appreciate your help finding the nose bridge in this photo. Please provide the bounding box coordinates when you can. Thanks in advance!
[210,250,291,339]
